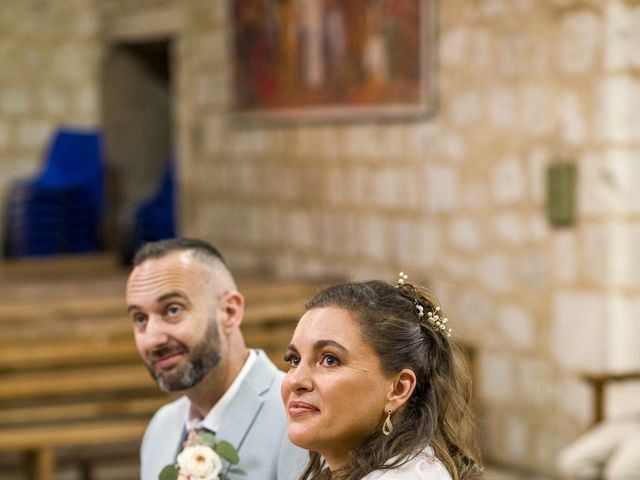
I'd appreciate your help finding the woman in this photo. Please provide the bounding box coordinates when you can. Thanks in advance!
[281,274,481,480]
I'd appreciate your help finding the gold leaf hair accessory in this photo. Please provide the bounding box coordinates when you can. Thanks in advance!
[396,272,452,338]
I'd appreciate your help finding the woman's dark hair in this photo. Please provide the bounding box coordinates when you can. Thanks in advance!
[298,279,482,480]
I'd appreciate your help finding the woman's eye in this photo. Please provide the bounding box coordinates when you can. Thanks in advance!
[284,354,300,367]
[320,353,340,367]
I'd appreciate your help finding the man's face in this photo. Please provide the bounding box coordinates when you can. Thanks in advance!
[126,251,224,392]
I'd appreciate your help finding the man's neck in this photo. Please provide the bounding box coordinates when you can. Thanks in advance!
[185,347,249,417]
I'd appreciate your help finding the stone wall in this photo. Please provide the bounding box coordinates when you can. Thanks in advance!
[3,0,640,475]
[0,0,102,242]
[165,0,640,474]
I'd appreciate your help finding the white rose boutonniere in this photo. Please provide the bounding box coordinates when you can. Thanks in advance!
[159,430,239,480]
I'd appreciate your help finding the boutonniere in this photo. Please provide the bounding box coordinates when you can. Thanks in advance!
[159,429,240,480]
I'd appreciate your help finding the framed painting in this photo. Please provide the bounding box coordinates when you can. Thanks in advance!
[231,0,436,122]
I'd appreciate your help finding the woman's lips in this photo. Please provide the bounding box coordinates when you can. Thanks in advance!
[288,400,320,417]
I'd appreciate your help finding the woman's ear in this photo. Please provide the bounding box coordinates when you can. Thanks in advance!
[387,368,417,411]
[217,290,244,335]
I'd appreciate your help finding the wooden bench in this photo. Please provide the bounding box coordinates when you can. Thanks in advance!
[0,259,330,480]
[580,370,640,425]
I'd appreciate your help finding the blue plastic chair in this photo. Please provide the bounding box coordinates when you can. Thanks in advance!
[4,128,104,257]
[122,158,176,263]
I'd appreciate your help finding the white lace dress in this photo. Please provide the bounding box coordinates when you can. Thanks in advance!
[361,447,452,480]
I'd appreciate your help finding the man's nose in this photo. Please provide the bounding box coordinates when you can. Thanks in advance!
[138,315,169,351]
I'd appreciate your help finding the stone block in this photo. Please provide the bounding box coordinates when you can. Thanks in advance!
[0,121,8,150]
[372,167,401,208]
[606,381,640,419]
[437,133,466,161]
[456,289,494,332]
[497,303,534,349]
[345,125,380,159]
[39,83,71,116]
[17,122,52,149]
[584,223,640,288]
[422,164,458,213]
[600,76,640,142]
[557,375,593,427]
[504,415,528,461]
[581,149,640,215]
[449,90,482,125]
[516,250,549,290]
[442,255,473,281]
[440,27,468,66]
[526,145,550,203]
[461,181,488,210]
[606,295,640,371]
[558,92,587,144]
[522,84,553,136]
[477,252,512,292]
[254,206,281,247]
[492,156,525,205]
[361,214,388,261]
[552,292,608,371]
[479,350,514,402]
[494,213,525,245]
[480,0,508,18]
[315,127,340,159]
[52,43,97,81]
[74,84,98,116]
[413,220,442,269]
[325,167,345,205]
[449,218,483,251]
[470,28,492,71]
[559,10,602,73]
[343,165,370,207]
[289,209,315,251]
[376,125,406,160]
[1,86,31,115]
[488,86,516,128]
[604,2,640,70]
[553,231,577,284]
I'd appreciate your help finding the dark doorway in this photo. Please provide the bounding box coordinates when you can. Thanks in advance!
[102,39,174,259]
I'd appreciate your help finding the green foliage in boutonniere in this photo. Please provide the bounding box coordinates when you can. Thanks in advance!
[159,430,239,480]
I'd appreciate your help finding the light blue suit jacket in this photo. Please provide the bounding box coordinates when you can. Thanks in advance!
[140,350,307,480]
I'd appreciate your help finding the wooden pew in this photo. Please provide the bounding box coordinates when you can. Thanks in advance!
[0,263,330,480]
[580,370,640,425]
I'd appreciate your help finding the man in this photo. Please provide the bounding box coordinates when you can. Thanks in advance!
[126,238,306,480]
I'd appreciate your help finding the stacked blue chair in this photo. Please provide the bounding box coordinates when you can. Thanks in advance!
[128,158,176,258]
[4,128,104,257]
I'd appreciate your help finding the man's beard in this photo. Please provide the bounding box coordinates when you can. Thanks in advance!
[147,318,222,393]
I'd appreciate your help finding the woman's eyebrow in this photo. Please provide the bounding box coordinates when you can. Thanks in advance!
[313,339,348,353]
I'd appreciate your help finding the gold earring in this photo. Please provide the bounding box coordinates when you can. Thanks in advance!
[382,409,393,436]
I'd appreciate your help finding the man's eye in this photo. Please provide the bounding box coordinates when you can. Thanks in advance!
[132,313,147,326]
[320,353,340,367]
[166,305,182,317]
[283,354,300,367]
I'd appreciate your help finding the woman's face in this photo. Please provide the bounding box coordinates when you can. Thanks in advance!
[281,306,394,470]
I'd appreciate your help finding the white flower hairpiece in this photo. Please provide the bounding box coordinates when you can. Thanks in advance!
[396,272,452,338]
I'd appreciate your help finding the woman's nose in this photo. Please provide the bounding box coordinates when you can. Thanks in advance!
[286,363,313,392]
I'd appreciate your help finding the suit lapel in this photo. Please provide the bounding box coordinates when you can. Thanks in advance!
[216,351,277,450]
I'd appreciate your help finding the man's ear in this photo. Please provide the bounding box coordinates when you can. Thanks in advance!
[386,368,417,412]
[217,290,244,335]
